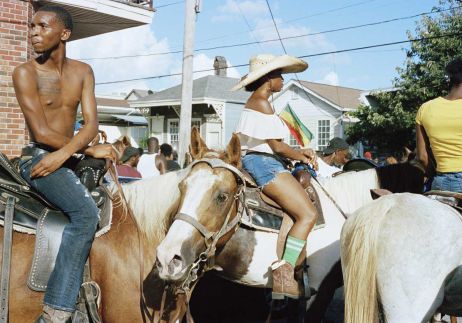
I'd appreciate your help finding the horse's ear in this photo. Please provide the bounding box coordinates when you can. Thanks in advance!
[225,133,241,168]
[190,127,208,159]
[117,135,131,147]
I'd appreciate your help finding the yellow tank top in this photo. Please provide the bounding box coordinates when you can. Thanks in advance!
[415,97,462,172]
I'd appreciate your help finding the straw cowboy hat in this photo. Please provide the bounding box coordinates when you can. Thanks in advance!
[231,54,308,91]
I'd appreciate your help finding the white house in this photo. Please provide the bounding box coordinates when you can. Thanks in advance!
[272,80,364,151]
[129,57,366,151]
[129,57,250,151]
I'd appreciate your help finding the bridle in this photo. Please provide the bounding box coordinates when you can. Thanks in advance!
[172,157,247,292]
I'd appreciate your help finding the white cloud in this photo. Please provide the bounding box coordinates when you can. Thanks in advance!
[213,0,267,22]
[220,0,267,16]
[319,71,339,86]
[67,25,175,95]
[252,19,335,53]
[319,52,351,66]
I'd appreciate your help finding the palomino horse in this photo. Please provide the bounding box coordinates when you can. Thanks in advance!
[156,128,425,321]
[341,193,462,323]
[0,167,188,322]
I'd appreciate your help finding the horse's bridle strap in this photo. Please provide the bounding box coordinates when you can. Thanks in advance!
[174,213,214,240]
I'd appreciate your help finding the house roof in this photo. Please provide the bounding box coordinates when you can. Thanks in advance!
[134,75,250,104]
[96,97,130,108]
[124,89,153,100]
[298,81,363,110]
[94,97,145,124]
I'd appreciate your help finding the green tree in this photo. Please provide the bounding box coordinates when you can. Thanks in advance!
[346,0,462,156]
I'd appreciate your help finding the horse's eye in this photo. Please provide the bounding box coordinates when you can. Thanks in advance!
[216,192,229,204]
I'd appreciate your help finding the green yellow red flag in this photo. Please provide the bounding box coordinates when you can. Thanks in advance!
[279,104,313,146]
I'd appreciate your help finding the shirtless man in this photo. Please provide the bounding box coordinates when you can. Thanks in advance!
[12,5,116,323]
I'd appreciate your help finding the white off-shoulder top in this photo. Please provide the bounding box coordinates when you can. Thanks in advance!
[235,108,289,154]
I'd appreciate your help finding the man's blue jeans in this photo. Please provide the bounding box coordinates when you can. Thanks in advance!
[432,172,462,193]
[19,153,99,312]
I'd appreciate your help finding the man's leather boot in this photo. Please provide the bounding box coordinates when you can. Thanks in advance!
[271,260,302,299]
[35,305,72,323]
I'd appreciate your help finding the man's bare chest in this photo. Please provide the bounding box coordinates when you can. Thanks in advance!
[36,70,82,111]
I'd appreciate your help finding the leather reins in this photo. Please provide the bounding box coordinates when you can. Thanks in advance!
[153,157,247,323]
[172,158,247,292]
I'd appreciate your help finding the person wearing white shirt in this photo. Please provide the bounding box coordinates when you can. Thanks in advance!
[233,54,317,300]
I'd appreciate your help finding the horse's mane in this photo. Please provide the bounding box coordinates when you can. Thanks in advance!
[111,168,190,242]
[319,168,379,214]
[376,163,424,194]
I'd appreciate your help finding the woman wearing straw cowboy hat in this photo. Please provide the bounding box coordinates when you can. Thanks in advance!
[233,54,318,299]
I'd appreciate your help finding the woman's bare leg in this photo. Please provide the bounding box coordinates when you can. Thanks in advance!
[263,172,317,240]
[263,172,318,298]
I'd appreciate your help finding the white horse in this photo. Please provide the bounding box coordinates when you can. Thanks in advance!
[341,193,462,323]
[154,128,425,321]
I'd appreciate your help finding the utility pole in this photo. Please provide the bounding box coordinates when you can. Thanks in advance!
[178,0,199,167]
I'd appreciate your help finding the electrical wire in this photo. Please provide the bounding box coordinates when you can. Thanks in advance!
[75,6,459,61]
[195,0,380,45]
[95,31,462,85]
[265,0,287,54]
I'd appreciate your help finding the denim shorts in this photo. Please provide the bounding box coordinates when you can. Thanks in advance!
[431,172,462,193]
[242,153,289,188]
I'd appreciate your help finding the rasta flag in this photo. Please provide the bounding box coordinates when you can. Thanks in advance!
[279,104,313,147]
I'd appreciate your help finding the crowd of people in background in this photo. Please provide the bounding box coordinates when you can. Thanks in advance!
[109,132,411,184]
[108,135,180,183]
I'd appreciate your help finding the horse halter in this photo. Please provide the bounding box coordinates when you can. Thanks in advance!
[172,157,246,290]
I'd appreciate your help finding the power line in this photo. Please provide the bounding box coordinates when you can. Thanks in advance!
[194,0,379,45]
[236,1,264,52]
[95,32,462,85]
[76,6,458,61]
[155,0,184,9]
[265,0,287,54]
[265,0,309,106]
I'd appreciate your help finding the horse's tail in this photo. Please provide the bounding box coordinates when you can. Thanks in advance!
[341,197,393,323]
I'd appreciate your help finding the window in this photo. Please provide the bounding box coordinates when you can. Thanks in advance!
[289,134,299,147]
[131,127,147,146]
[168,119,201,148]
[317,120,331,150]
[168,120,179,145]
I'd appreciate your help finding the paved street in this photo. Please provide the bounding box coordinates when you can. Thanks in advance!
[190,275,460,323]
[191,273,345,323]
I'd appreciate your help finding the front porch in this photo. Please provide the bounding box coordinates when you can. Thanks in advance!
[138,102,224,151]
[32,0,154,41]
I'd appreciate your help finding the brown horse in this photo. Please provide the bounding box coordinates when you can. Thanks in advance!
[0,163,187,321]
[111,135,132,164]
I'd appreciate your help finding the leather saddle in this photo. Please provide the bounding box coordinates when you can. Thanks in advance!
[239,169,325,262]
[240,169,325,233]
[0,152,112,292]
[239,169,323,299]
[424,190,462,211]
[372,189,462,213]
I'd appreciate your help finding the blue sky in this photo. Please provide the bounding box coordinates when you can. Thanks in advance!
[67,0,443,96]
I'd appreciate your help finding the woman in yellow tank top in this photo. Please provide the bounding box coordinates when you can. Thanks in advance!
[416,58,462,193]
